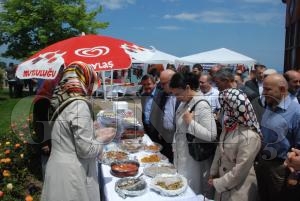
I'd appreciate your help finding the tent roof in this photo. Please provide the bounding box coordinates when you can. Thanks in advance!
[176,48,257,67]
[133,46,178,64]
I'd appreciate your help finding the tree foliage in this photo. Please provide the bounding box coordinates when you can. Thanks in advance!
[0,0,109,60]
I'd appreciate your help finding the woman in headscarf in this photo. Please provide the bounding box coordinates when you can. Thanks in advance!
[41,61,115,201]
[208,88,261,201]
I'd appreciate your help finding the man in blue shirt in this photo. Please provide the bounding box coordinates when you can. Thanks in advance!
[140,74,160,143]
[255,73,300,201]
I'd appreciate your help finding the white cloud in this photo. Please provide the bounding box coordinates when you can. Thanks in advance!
[164,10,283,25]
[199,11,237,23]
[239,12,282,24]
[164,13,200,21]
[157,25,182,30]
[99,0,136,10]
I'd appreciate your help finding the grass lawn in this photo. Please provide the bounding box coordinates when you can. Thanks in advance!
[0,88,41,200]
[0,89,34,135]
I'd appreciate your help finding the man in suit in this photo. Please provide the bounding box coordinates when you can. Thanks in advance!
[244,64,266,101]
[140,74,161,143]
[155,69,179,163]
[244,64,266,122]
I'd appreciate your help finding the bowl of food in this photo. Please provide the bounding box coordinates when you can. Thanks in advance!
[110,160,140,178]
[149,174,188,196]
[144,142,163,153]
[143,163,176,178]
[100,150,129,165]
[119,138,144,153]
[115,176,147,198]
[138,153,168,166]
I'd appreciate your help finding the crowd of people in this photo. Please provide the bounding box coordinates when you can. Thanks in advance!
[27,60,300,201]
[139,63,300,201]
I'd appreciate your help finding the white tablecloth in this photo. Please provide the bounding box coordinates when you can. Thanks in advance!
[98,135,208,201]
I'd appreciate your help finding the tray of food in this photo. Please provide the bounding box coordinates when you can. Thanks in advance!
[97,110,119,127]
[119,138,144,153]
[110,160,140,178]
[138,153,168,166]
[149,174,188,196]
[144,142,162,153]
[143,163,176,178]
[121,129,144,139]
[115,176,147,198]
[100,150,129,165]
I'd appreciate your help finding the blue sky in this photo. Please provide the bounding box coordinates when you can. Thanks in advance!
[91,0,286,71]
[1,0,286,72]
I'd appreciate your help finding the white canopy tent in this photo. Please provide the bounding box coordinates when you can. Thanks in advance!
[133,46,179,65]
[176,48,257,68]
[100,47,179,100]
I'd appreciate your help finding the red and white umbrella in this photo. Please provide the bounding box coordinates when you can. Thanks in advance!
[16,34,153,79]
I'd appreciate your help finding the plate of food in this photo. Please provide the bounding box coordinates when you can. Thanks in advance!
[100,150,129,165]
[97,110,118,127]
[149,174,188,196]
[119,138,144,153]
[110,160,140,178]
[115,176,147,198]
[143,163,176,178]
[144,142,162,153]
[138,153,168,166]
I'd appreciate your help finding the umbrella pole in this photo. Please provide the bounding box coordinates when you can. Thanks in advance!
[101,71,107,101]
[111,69,115,101]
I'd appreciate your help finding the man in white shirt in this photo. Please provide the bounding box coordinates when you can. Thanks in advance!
[199,73,220,114]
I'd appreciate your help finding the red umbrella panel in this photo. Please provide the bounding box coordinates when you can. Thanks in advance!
[16,35,153,79]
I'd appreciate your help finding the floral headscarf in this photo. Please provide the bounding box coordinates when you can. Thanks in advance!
[219,88,261,134]
[50,61,98,121]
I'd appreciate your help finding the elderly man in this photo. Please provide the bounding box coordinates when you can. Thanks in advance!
[284,70,300,103]
[212,68,236,91]
[255,73,300,201]
[153,69,178,162]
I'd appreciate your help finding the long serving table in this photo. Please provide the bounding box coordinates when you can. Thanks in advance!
[98,134,204,201]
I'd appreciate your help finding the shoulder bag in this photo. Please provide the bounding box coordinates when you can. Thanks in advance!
[186,99,219,161]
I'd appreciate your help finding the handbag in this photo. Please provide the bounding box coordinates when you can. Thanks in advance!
[186,99,218,161]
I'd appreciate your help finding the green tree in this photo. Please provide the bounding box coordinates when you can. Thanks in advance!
[0,0,109,60]
[0,61,7,69]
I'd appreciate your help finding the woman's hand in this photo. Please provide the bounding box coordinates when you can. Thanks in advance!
[183,110,193,124]
[207,175,214,187]
[95,127,116,144]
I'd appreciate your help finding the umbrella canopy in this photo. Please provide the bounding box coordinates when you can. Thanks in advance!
[16,34,153,79]
[176,48,257,67]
